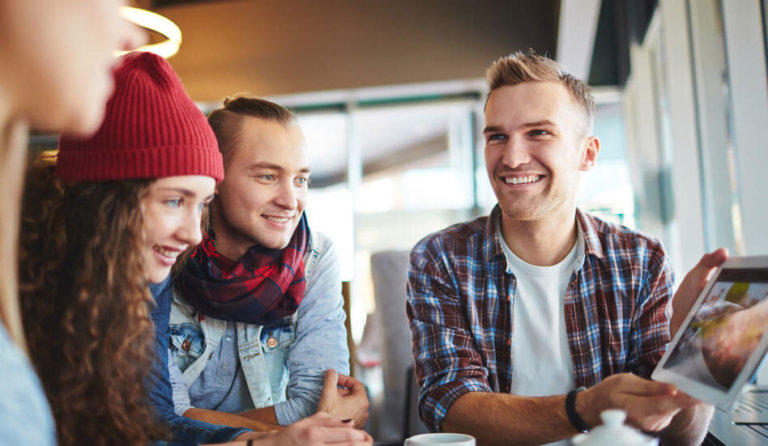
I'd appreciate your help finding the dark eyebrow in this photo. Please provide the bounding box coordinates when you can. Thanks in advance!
[483,125,504,134]
[247,162,284,172]
[483,120,559,134]
[521,120,558,129]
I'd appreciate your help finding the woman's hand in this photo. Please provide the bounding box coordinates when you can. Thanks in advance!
[266,412,372,446]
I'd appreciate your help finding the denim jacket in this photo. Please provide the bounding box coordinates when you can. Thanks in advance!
[149,279,250,445]
[168,232,350,425]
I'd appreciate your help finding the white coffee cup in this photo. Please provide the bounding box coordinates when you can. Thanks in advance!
[403,433,476,446]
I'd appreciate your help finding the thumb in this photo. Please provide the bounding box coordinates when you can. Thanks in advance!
[687,248,728,285]
[317,369,339,413]
[322,369,339,393]
[702,248,729,269]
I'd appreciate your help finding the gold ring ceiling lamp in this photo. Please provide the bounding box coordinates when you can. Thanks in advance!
[117,6,182,58]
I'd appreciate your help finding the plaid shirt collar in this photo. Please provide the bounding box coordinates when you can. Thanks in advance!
[482,205,607,266]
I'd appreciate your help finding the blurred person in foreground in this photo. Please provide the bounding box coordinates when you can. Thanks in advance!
[0,0,141,443]
[20,51,371,446]
[407,49,727,446]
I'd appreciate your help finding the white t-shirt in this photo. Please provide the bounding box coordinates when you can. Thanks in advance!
[497,222,585,396]
[498,222,585,446]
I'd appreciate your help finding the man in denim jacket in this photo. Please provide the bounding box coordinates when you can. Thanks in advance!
[166,96,368,430]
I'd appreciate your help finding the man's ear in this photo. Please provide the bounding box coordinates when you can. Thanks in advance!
[579,136,600,171]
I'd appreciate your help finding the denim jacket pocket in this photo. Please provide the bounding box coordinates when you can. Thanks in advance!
[169,323,206,372]
[259,321,295,399]
[260,322,295,352]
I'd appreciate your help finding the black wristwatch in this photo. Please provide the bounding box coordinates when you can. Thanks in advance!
[566,386,590,433]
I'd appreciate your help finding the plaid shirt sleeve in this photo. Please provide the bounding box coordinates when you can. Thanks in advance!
[627,246,675,379]
[406,234,492,432]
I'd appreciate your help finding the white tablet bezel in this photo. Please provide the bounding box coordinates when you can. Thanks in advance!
[652,256,768,410]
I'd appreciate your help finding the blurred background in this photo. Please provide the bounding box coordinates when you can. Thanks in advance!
[29,0,768,441]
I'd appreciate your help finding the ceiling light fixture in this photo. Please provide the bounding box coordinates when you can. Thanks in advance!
[117,6,182,59]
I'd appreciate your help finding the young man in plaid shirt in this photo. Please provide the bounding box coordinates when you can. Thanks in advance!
[407,50,726,445]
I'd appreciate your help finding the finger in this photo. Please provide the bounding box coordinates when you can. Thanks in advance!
[322,369,339,394]
[316,373,339,413]
[347,382,366,396]
[615,374,676,396]
[625,411,676,432]
[625,405,679,431]
[687,248,729,287]
[335,373,354,385]
[336,374,363,389]
[667,391,702,408]
[703,248,729,269]
[629,393,690,416]
[307,411,346,425]
[337,376,366,395]
[639,413,677,432]
[306,425,369,442]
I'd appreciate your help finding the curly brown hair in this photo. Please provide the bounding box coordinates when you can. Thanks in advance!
[18,154,169,445]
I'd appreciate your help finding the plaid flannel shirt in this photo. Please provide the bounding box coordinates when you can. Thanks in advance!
[406,206,674,432]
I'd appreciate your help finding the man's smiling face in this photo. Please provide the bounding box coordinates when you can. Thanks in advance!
[483,81,598,225]
[213,117,310,252]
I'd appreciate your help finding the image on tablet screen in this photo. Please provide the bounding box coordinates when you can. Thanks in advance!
[664,269,768,391]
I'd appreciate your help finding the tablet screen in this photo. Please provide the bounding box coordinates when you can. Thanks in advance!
[663,267,768,393]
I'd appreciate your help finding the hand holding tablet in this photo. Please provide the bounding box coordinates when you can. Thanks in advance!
[653,256,768,410]
[669,248,729,338]
[575,373,700,433]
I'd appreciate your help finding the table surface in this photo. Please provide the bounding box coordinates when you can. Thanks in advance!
[708,407,768,445]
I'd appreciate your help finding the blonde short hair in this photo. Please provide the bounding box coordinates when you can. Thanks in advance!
[486,50,595,130]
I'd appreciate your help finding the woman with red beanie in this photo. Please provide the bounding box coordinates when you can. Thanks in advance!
[0,0,142,444]
[20,51,371,446]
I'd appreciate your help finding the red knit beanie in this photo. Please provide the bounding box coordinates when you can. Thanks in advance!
[56,51,224,182]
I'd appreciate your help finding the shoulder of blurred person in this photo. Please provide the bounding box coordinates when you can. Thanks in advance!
[0,322,56,445]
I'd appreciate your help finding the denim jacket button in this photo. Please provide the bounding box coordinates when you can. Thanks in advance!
[266,336,278,348]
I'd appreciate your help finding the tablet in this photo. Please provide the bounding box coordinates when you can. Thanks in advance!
[652,256,768,410]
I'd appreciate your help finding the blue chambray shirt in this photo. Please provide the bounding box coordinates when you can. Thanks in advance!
[0,323,56,445]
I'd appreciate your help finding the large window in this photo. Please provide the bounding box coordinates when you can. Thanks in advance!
[623,0,768,274]
[288,85,633,341]
[578,100,635,227]
[286,91,482,340]
[688,0,742,254]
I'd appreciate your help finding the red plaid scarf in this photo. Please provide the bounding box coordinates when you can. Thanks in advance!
[178,214,309,325]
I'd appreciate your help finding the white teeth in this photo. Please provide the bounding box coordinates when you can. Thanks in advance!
[505,175,540,185]
[154,246,179,258]
[266,216,290,223]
